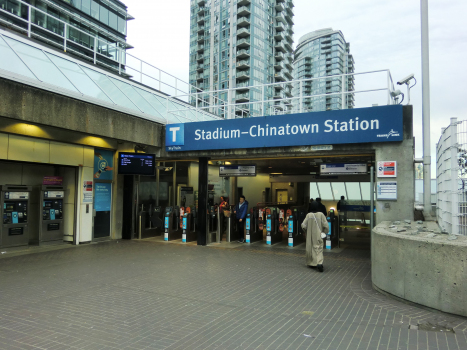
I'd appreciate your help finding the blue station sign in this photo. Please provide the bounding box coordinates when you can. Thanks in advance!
[166,105,403,152]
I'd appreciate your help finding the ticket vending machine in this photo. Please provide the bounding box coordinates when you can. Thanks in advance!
[40,185,64,243]
[1,185,32,248]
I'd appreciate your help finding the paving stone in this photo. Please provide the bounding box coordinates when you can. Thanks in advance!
[0,240,466,349]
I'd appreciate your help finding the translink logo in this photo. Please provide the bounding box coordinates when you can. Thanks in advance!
[166,124,184,146]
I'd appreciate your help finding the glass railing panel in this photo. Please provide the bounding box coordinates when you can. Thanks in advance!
[111,79,159,117]
[3,36,78,92]
[0,35,37,80]
[45,52,112,103]
[82,66,137,110]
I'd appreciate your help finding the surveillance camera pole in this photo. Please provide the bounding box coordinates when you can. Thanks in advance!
[421,0,432,218]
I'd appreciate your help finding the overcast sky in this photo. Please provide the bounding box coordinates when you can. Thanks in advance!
[123,0,467,171]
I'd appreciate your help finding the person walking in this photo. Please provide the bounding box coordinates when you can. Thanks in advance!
[316,197,327,217]
[234,195,248,243]
[337,195,348,228]
[301,201,329,272]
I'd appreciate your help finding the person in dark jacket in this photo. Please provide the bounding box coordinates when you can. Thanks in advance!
[316,198,327,217]
[234,195,248,243]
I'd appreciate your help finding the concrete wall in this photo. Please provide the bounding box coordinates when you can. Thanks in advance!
[0,78,164,148]
[238,174,270,207]
[372,221,467,317]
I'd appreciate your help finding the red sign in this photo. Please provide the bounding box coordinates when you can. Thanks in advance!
[377,161,397,177]
[43,176,63,185]
[84,181,93,191]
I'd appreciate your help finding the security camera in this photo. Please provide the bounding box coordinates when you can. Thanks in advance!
[397,74,415,85]
[390,89,402,97]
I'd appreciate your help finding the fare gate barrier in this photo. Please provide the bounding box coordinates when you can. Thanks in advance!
[325,209,339,250]
[246,209,263,243]
[266,208,282,245]
[287,208,305,247]
[164,206,182,241]
[39,185,64,244]
[1,185,32,248]
[182,207,196,243]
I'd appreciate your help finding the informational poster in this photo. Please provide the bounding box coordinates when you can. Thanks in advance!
[377,161,397,177]
[83,181,93,203]
[94,183,112,211]
[94,149,114,180]
[377,181,397,200]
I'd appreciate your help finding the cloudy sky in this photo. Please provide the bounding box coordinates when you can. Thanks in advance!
[123,0,467,171]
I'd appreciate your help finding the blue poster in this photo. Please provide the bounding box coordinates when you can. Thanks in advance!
[94,183,112,212]
[94,150,114,180]
[166,105,403,152]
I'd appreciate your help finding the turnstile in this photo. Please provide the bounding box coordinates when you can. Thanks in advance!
[245,210,262,243]
[39,185,64,243]
[182,208,196,243]
[266,208,282,245]
[1,185,32,248]
[164,206,182,241]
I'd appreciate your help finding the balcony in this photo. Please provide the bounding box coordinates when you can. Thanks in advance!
[197,25,205,33]
[237,6,251,16]
[285,61,293,70]
[198,0,205,5]
[274,91,285,99]
[238,0,251,5]
[197,45,204,52]
[275,42,286,53]
[274,32,284,41]
[284,41,293,51]
[276,12,287,23]
[196,64,204,72]
[275,21,285,31]
[274,61,285,70]
[236,49,250,58]
[236,92,250,102]
[237,38,250,48]
[237,27,250,38]
[285,31,293,42]
[236,60,250,69]
[236,71,250,80]
[197,16,205,24]
[236,81,250,92]
[196,74,204,81]
[198,6,206,14]
[275,3,284,11]
[197,35,204,43]
[275,73,286,82]
[274,83,284,90]
[287,0,294,7]
[237,16,250,27]
[274,51,284,60]
[284,70,293,79]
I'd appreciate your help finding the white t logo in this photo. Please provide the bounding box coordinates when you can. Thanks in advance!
[169,127,180,142]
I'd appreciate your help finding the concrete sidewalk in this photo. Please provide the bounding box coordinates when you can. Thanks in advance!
[0,239,465,349]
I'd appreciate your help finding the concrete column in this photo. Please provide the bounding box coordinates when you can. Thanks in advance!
[197,157,209,245]
[229,176,237,208]
[374,106,415,224]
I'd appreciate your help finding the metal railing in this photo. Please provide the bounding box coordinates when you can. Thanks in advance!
[436,118,467,235]
[0,0,207,103]
[172,69,397,119]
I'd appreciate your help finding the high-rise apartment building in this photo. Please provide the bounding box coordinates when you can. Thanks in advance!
[0,0,131,72]
[293,28,354,112]
[189,0,294,118]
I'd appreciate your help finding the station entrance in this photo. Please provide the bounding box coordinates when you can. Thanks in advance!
[125,154,375,251]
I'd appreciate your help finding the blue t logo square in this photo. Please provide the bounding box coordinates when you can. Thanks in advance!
[166,124,184,146]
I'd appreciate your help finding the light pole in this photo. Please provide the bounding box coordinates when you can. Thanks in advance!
[421,0,432,217]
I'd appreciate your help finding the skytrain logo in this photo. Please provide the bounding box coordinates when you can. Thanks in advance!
[166,124,184,149]
[377,129,400,138]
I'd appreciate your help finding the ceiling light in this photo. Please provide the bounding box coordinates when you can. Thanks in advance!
[270,173,283,175]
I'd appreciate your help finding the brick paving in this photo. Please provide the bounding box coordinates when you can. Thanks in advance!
[0,239,465,350]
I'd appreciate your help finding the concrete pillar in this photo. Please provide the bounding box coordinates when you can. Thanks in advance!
[229,176,237,208]
[197,157,209,245]
[374,106,415,224]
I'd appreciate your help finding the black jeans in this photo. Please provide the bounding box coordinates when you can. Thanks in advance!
[237,219,244,240]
